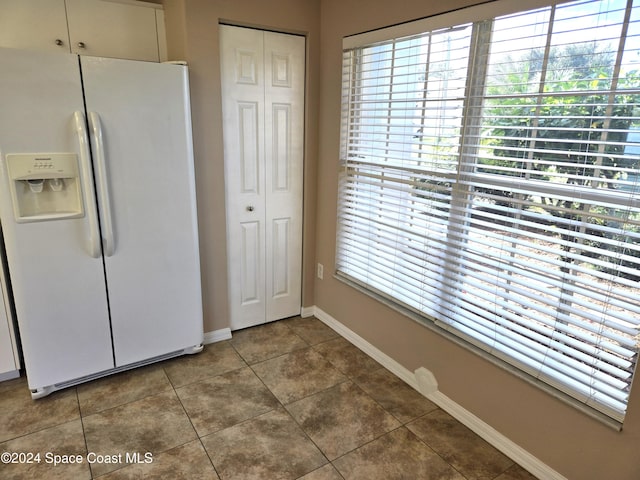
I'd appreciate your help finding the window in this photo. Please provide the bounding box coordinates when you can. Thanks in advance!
[337,0,640,423]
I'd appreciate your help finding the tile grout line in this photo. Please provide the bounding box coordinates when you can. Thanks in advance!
[168,365,223,480]
[75,387,96,480]
[232,324,337,478]
[279,320,408,479]
[242,321,357,479]
[301,316,520,480]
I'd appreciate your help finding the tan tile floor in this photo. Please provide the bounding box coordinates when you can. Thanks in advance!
[0,316,538,479]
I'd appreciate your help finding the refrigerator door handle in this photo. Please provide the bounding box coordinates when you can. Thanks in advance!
[74,111,101,258]
[88,112,115,257]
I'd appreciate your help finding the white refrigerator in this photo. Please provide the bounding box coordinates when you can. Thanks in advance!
[0,47,203,398]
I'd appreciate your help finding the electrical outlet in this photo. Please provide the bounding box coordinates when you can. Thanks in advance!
[317,263,324,280]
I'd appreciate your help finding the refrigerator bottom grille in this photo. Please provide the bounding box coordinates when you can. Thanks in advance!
[30,344,204,399]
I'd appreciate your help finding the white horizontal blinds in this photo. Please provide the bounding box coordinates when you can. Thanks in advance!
[342,28,472,169]
[455,0,640,420]
[337,26,473,309]
[337,0,640,422]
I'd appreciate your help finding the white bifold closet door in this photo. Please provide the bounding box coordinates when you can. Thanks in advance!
[220,25,304,331]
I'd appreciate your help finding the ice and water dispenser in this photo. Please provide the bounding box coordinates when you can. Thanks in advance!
[6,153,83,222]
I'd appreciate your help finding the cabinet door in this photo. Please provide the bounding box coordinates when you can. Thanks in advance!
[66,0,160,62]
[0,0,70,53]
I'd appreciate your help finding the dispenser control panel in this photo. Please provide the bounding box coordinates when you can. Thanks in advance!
[7,153,78,180]
[33,159,54,170]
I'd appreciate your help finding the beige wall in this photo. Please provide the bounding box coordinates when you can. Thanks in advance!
[316,1,640,480]
[163,0,640,478]
[162,0,320,333]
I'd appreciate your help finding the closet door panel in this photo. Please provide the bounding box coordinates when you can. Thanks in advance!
[221,26,304,330]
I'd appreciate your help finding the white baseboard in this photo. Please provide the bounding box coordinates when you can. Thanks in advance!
[312,306,417,388]
[300,306,315,318]
[203,328,232,344]
[309,305,567,480]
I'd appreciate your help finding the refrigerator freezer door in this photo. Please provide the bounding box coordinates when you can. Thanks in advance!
[0,48,114,389]
[80,56,203,366]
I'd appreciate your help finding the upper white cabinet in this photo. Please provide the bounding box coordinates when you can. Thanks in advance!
[65,0,164,61]
[0,0,167,62]
[0,0,69,54]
